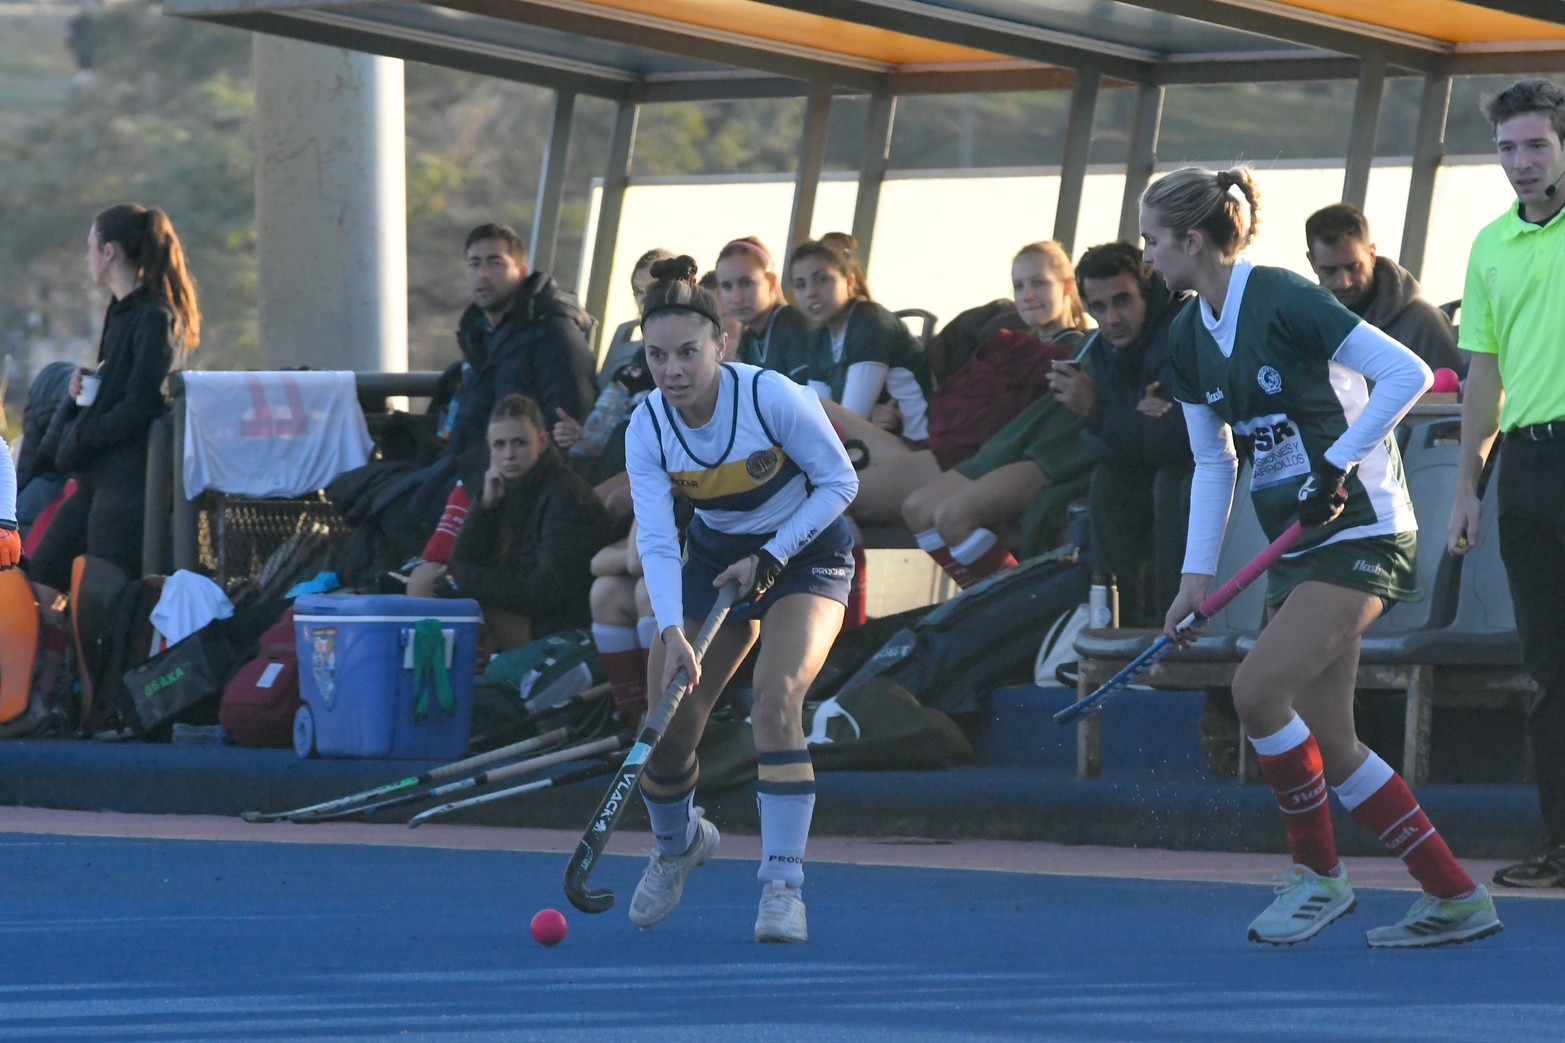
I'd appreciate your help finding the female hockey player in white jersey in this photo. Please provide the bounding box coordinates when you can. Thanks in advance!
[623,255,857,943]
[1143,166,1500,950]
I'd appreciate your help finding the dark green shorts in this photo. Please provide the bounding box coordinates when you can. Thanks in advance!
[1264,530,1421,609]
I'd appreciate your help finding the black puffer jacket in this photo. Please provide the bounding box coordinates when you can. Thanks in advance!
[450,272,596,458]
[16,361,74,491]
[446,444,608,637]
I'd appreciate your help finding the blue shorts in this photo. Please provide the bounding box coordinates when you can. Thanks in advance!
[681,515,855,625]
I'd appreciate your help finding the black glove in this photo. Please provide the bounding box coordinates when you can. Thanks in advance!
[432,572,460,598]
[743,550,784,601]
[1297,460,1349,527]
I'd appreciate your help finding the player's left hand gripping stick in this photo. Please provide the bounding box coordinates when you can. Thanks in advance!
[563,580,739,914]
[1053,522,1305,725]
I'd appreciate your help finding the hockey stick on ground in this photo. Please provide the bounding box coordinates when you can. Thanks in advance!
[292,734,623,822]
[563,580,740,914]
[239,723,576,823]
[1054,522,1305,725]
[407,759,619,827]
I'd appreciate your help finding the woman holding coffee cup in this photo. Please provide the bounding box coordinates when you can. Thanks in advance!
[29,204,200,589]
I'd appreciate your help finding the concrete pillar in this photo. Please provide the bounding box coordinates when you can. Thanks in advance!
[254,37,408,372]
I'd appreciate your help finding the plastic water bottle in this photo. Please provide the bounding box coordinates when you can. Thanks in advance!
[571,383,631,458]
[1089,573,1119,629]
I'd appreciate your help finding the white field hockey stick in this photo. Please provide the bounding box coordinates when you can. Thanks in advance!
[407,757,620,827]
[294,734,623,822]
[239,724,575,823]
[1054,522,1305,725]
[563,581,740,914]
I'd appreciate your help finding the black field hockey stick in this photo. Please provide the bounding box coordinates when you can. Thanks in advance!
[407,758,620,827]
[563,580,740,914]
[292,734,623,823]
[239,724,575,823]
[1054,522,1305,725]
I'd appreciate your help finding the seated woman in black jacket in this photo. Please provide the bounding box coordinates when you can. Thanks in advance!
[407,394,609,653]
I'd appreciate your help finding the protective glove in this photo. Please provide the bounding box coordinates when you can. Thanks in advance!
[1297,461,1349,528]
[0,524,20,570]
[432,572,461,598]
[743,550,784,601]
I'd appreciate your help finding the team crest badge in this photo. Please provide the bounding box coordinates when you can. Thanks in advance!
[746,449,780,480]
[1257,366,1283,395]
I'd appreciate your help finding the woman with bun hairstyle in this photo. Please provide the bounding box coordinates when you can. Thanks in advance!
[714,236,810,383]
[790,237,931,440]
[624,255,857,944]
[29,204,199,589]
[1146,166,1500,949]
[829,240,1087,524]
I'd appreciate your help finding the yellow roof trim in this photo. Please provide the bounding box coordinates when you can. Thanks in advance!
[1277,0,1565,44]
[581,0,1013,66]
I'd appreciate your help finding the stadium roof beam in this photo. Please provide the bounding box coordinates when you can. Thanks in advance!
[163,0,1565,346]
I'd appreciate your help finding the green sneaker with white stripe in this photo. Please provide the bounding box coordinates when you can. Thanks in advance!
[1365,885,1503,949]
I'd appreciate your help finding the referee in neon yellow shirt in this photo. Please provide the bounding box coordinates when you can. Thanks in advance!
[1448,78,1565,890]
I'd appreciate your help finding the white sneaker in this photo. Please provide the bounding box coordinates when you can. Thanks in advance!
[1366,885,1503,949]
[1247,864,1356,946]
[628,814,719,928]
[754,880,808,943]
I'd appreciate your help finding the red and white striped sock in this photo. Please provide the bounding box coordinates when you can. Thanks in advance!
[591,623,646,720]
[421,482,470,564]
[1251,714,1339,876]
[949,528,1017,588]
[1335,752,1474,899]
[914,527,965,587]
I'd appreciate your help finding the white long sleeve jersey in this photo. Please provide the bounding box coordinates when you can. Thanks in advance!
[627,363,858,632]
[0,435,15,526]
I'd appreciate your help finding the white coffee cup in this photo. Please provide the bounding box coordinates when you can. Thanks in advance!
[76,371,101,407]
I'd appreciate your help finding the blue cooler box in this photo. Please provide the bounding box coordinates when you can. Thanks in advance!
[292,594,482,760]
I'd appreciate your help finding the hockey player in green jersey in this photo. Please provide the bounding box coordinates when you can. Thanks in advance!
[1142,166,1501,950]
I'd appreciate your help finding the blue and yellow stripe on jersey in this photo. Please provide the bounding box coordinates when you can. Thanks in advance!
[667,447,803,513]
[648,366,806,513]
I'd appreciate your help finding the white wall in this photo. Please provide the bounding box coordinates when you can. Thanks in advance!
[581,158,1514,354]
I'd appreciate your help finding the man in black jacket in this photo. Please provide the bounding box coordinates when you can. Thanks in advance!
[443,224,596,458]
[382,224,598,560]
[1047,241,1192,627]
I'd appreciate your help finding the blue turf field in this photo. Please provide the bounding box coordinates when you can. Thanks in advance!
[0,833,1558,1041]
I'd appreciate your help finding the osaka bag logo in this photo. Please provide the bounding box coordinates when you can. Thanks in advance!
[1257,366,1283,395]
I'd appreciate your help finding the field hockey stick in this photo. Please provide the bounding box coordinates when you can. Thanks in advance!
[1054,522,1305,725]
[239,725,572,823]
[292,734,623,823]
[407,759,619,827]
[564,580,740,914]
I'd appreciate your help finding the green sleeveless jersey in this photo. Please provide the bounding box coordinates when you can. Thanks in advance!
[1169,263,1416,555]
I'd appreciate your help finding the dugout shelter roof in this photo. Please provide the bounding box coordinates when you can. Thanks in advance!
[165,0,1565,101]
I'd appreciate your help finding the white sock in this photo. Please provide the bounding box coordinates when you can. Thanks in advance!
[757,792,815,888]
[644,788,697,856]
[591,622,638,654]
[636,616,658,650]
[1248,713,1311,757]
[950,528,999,566]
[913,527,947,553]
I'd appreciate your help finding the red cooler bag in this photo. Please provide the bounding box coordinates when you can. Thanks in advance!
[220,609,300,748]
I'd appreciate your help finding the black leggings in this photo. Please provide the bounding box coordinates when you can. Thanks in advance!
[28,442,148,591]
